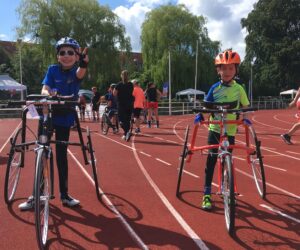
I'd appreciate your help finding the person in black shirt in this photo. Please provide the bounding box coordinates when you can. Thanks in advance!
[145,82,161,128]
[113,70,134,141]
[91,86,101,121]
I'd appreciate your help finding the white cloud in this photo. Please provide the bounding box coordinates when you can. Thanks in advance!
[0,34,9,41]
[112,0,258,59]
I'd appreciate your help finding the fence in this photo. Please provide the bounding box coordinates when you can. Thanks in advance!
[157,99,290,115]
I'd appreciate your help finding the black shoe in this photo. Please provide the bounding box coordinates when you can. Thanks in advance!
[281,134,292,145]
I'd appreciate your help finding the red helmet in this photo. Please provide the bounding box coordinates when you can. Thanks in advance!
[215,49,241,65]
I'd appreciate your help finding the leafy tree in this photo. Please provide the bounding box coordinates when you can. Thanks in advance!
[141,4,219,96]
[17,0,131,92]
[242,0,300,96]
[10,42,46,93]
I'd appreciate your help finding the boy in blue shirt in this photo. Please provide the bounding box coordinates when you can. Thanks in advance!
[202,49,249,210]
[19,37,89,210]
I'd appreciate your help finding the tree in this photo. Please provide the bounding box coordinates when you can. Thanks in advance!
[242,0,300,96]
[10,42,46,93]
[17,0,131,91]
[141,4,219,95]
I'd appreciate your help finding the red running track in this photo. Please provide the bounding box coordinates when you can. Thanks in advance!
[0,109,299,249]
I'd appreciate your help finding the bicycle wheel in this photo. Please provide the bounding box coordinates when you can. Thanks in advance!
[176,125,189,197]
[34,148,51,249]
[221,154,235,235]
[4,127,24,204]
[101,113,109,135]
[248,125,266,198]
[86,127,100,199]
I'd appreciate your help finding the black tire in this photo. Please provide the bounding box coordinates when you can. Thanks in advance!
[248,125,266,199]
[176,125,190,197]
[222,154,235,235]
[34,148,51,250]
[101,113,109,135]
[4,127,24,204]
[87,127,100,199]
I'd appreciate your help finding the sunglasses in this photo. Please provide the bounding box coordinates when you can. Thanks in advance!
[58,50,75,56]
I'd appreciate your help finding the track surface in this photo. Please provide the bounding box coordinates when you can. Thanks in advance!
[0,109,299,249]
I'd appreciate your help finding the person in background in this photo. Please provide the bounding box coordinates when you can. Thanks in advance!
[105,83,118,133]
[78,94,86,122]
[113,70,134,141]
[91,86,101,121]
[145,82,161,128]
[132,79,145,133]
[19,36,89,210]
[281,87,300,144]
[201,49,249,211]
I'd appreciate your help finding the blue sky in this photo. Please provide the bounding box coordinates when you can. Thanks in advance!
[0,0,258,59]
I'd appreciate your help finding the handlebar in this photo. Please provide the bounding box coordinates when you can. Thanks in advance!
[8,94,79,107]
[193,107,258,114]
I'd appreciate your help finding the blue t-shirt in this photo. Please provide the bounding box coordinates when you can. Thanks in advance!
[42,64,82,127]
[105,92,117,109]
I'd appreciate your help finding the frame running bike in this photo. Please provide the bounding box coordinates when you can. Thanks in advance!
[4,95,100,250]
[100,107,119,135]
[176,101,266,235]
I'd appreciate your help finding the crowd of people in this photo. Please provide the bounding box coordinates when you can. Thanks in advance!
[78,71,162,142]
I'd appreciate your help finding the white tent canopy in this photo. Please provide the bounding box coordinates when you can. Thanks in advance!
[279,89,298,99]
[0,74,27,100]
[176,88,205,98]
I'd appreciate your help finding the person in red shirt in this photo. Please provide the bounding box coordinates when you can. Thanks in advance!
[132,79,145,133]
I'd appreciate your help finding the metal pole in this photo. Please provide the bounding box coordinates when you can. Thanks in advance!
[18,39,23,84]
[250,64,253,106]
[169,50,171,115]
[194,40,198,108]
[250,65,253,107]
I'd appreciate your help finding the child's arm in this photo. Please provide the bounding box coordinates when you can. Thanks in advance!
[76,48,89,79]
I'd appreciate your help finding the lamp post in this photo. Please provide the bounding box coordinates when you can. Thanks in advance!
[168,49,172,115]
[250,58,255,106]
[17,39,23,85]
[194,39,199,108]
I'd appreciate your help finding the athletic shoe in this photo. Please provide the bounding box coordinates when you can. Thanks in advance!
[281,134,292,145]
[18,196,34,211]
[135,128,141,134]
[125,132,131,142]
[147,121,151,128]
[61,195,80,207]
[202,194,212,210]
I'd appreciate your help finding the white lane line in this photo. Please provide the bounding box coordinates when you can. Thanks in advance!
[166,140,179,144]
[286,151,300,156]
[235,168,300,200]
[260,204,300,224]
[234,156,286,172]
[140,151,151,157]
[262,147,300,161]
[0,122,22,153]
[155,158,171,166]
[264,164,286,172]
[181,169,200,178]
[68,149,149,250]
[132,137,209,250]
[154,137,164,140]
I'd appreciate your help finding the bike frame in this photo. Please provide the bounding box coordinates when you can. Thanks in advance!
[187,112,256,194]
